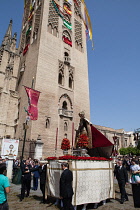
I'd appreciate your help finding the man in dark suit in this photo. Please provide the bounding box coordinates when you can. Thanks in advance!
[32,160,40,190]
[20,159,32,201]
[114,160,129,204]
[60,162,74,210]
[38,163,47,204]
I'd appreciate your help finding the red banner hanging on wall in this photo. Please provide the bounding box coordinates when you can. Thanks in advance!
[24,86,41,120]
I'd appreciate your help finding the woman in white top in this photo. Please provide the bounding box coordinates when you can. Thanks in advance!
[130,159,140,184]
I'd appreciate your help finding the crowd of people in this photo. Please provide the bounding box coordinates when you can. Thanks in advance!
[0,156,47,210]
[1,155,140,209]
[114,155,140,208]
[12,157,47,203]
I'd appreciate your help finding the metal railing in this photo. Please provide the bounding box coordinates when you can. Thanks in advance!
[58,109,73,118]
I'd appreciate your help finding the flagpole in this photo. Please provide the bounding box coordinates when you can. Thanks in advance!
[21,77,34,162]
[21,118,28,161]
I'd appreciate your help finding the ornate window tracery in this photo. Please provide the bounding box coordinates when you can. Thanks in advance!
[48,0,59,36]
[58,61,64,85]
[69,66,74,89]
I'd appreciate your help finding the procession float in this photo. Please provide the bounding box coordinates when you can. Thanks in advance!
[45,112,115,207]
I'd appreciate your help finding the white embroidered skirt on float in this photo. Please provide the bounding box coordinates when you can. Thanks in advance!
[46,160,114,206]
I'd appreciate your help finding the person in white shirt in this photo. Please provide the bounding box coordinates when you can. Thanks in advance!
[130,159,140,184]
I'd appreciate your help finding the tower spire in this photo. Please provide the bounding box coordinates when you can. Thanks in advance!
[1,19,13,48]
[5,19,13,37]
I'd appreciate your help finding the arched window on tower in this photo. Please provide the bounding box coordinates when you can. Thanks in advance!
[46,118,50,128]
[58,94,73,119]
[62,101,67,110]
[62,30,72,47]
[58,61,64,85]
[53,27,58,37]
[64,122,68,131]
[64,51,69,57]
[48,24,53,34]
[69,76,73,89]
[69,67,74,89]
[58,72,63,85]
[62,101,68,116]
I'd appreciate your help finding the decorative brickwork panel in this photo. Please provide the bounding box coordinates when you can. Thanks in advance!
[48,0,59,31]
[33,4,42,40]
[74,19,82,48]
[74,0,81,17]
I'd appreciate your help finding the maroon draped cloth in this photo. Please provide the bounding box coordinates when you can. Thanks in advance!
[90,125,113,148]
[88,124,114,158]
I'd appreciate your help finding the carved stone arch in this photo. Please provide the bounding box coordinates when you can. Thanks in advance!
[63,2,71,8]
[48,23,53,34]
[59,93,73,109]
[53,27,58,37]
[63,30,71,41]
[64,121,68,131]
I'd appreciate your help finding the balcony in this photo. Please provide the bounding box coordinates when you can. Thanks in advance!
[58,109,73,119]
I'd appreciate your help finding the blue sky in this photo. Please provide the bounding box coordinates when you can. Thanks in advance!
[0,0,140,131]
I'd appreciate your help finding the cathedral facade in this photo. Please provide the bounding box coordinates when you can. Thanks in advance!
[0,0,90,158]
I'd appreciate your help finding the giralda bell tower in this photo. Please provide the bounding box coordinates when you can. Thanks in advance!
[16,0,90,157]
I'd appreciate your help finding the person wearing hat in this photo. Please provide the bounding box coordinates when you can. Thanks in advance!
[0,163,10,209]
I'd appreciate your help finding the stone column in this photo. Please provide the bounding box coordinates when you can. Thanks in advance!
[34,135,44,160]
[6,155,14,180]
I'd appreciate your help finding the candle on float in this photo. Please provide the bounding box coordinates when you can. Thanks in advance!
[55,128,58,150]
[72,122,74,147]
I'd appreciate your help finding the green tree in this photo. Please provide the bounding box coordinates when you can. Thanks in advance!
[119,148,128,155]
[119,147,140,156]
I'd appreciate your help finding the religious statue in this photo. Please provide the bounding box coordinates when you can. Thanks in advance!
[75,111,92,149]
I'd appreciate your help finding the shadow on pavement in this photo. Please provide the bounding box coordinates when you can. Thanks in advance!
[32,195,42,201]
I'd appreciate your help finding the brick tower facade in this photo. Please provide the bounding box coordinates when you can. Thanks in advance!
[11,0,90,158]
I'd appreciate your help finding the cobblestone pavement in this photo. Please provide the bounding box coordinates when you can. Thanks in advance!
[8,180,140,210]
